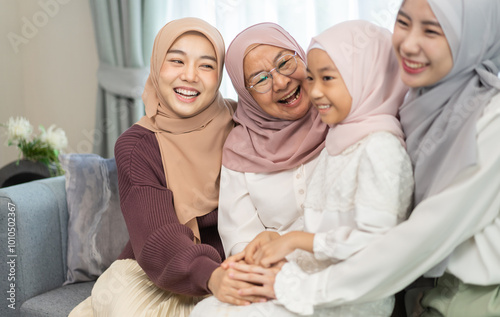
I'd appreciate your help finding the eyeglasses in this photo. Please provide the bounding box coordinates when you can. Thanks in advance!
[246,52,299,93]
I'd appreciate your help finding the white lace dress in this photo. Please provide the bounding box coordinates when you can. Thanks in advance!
[190,132,414,317]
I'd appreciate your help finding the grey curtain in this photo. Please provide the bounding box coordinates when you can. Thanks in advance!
[89,0,167,157]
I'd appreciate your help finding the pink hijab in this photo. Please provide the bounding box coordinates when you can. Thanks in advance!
[222,23,328,173]
[309,20,407,156]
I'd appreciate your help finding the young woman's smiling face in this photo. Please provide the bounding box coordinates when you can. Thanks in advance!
[306,49,352,125]
[392,0,453,88]
[158,31,219,118]
[243,45,311,121]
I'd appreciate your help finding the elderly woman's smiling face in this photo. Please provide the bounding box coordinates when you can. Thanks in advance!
[243,45,311,120]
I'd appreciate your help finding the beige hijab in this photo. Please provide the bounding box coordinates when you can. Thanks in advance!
[137,17,235,241]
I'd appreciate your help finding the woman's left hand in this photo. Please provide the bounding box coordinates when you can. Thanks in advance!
[227,261,285,299]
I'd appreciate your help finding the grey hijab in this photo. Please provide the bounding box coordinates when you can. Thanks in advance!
[400,0,500,207]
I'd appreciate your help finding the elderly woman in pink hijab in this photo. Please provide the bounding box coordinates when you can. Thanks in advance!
[218,23,329,278]
[219,22,329,262]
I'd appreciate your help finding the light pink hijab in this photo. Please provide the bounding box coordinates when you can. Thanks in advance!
[309,20,408,156]
[222,22,328,173]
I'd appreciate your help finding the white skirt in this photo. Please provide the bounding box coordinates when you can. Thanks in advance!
[190,293,394,317]
[69,259,204,317]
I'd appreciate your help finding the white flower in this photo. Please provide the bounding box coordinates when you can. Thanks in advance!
[40,125,68,151]
[6,116,33,142]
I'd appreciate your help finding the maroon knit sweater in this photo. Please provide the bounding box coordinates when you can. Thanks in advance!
[114,124,225,296]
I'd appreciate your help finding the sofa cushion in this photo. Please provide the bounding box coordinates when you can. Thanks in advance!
[60,154,129,285]
[20,282,95,317]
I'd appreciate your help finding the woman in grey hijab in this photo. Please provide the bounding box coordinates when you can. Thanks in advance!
[235,0,500,316]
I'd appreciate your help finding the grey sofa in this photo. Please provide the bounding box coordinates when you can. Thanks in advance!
[0,152,127,317]
[0,176,94,316]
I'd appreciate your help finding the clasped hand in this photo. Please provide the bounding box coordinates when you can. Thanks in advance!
[208,231,288,305]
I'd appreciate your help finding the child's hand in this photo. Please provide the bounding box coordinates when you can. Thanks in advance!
[242,231,280,265]
[253,231,314,267]
[252,233,296,267]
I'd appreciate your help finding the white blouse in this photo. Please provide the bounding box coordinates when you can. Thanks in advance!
[274,92,500,315]
[218,155,320,257]
[303,132,413,265]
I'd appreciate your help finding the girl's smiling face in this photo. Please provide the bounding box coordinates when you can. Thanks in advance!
[392,0,453,88]
[305,49,352,125]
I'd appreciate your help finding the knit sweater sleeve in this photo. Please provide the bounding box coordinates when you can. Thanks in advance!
[114,124,222,296]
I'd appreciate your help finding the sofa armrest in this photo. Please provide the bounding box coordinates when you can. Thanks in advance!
[0,176,68,315]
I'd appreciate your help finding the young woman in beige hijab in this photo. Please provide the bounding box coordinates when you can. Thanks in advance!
[69,17,262,317]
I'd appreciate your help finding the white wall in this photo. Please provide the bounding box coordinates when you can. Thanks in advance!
[0,0,98,167]
[0,0,24,165]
